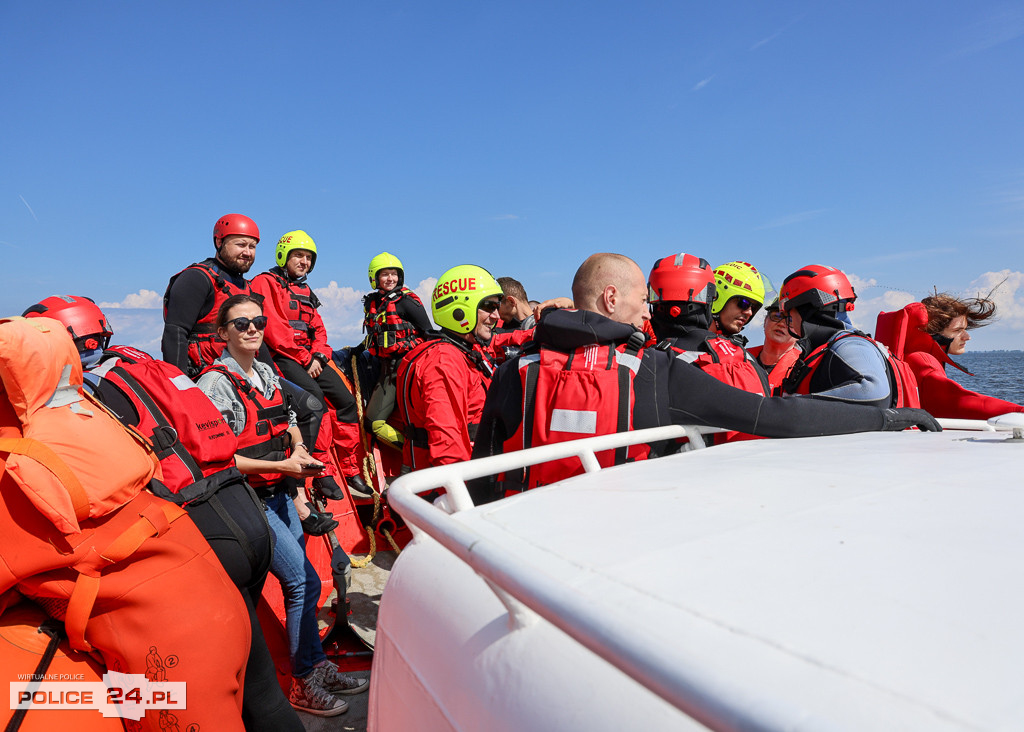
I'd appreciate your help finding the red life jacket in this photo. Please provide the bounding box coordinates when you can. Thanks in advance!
[663,335,771,444]
[163,262,254,375]
[93,355,240,501]
[663,336,771,396]
[200,365,292,491]
[785,331,921,408]
[256,269,322,351]
[502,331,649,492]
[363,288,425,358]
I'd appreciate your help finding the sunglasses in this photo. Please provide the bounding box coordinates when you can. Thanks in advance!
[478,300,501,314]
[228,316,268,332]
[766,310,787,322]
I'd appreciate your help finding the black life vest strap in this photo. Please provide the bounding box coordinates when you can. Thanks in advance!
[615,331,647,466]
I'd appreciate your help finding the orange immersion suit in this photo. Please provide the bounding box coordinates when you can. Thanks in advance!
[0,316,249,732]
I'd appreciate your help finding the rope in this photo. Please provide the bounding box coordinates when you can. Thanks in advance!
[347,352,401,568]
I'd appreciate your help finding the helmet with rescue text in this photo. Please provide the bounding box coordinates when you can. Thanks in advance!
[275,230,318,273]
[431,264,504,338]
[648,253,716,334]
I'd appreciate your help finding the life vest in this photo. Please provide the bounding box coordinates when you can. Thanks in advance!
[748,345,801,394]
[501,331,649,492]
[257,268,322,351]
[163,261,255,375]
[200,365,292,491]
[363,288,425,358]
[661,335,771,444]
[0,317,193,654]
[783,331,921,408]
[91,355,240,501]
[0,317,159,535]
[662,335,771,396]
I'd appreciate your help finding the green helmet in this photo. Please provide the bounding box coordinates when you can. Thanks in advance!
[368,252,404,288]
[431,264,503,334]
[276,230,318,273]
[711,261,772,315]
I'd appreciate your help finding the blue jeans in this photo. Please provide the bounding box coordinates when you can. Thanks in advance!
[264,492,326,678]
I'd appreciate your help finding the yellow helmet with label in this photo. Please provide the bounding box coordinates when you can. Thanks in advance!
[431,264,503,334]
[275,230,318,273]
[711,261,772,315]
[368,252,405,288]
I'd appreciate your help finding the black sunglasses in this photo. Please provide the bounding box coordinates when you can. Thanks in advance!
[229,316,268,332]
[478,300,501,313]
[766,310,787,322]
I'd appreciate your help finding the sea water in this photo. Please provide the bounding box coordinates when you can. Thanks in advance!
[945,351,1024,405]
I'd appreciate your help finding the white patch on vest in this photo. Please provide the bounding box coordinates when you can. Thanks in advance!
[171,374,198,391]
[46,365,84,408]
[518,353,541,369]
[674,350,700,364]
[550,408,597,434]
[582,344,600,370]
[615,351,641,373]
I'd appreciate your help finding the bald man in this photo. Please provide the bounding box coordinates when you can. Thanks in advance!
[470,253,941,502]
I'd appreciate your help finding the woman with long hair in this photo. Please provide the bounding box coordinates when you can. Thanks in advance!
[875,293,1023,419]
[197,294,368,718]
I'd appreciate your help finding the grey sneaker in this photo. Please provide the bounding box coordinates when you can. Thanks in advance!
[289,672,349,716]
[313,660,369,696]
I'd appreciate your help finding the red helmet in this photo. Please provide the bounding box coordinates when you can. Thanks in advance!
[778,265,856,313]
[648,254,715,306]
[213,214,260,244]
[22,295,113,352]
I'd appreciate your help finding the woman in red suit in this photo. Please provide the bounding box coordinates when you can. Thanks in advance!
[875,294,1022,419]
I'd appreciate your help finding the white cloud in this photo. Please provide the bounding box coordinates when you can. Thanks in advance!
[845,270,1024,349]
[315,277,438,349]
[104,308,164,357]
[100,289,162,309]
[692,75,715,91]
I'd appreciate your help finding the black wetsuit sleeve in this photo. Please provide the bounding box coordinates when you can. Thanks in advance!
[666,356,887,436]
[468,358,524,504]
[397,296,434,334]
[161,268,216,372]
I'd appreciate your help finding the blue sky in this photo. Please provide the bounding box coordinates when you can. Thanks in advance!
[3,1,1024,351]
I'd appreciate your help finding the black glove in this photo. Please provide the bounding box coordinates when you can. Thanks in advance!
[881,408,942,432]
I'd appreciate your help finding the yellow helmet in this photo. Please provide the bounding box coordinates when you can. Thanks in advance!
[275,230,318,273]
[431,264,503,334]
[368,252,404,288]
[711,261,772,315]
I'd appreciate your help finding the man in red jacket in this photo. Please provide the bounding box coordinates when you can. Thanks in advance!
[250,231,370,498]
[396,264,506,471]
